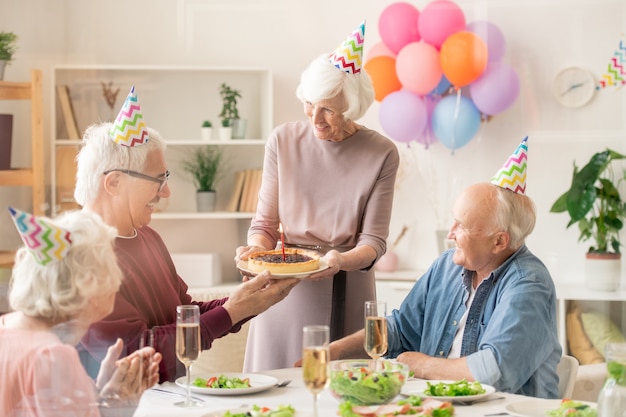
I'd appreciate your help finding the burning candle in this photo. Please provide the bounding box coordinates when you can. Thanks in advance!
[279,223,286,261]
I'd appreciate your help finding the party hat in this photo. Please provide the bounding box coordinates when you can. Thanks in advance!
[8,207,72,265]
[109,86,149,147]
[329,20,365,74]
[490,136,528,194]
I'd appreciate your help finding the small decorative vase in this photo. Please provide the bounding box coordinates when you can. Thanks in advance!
[231,119,247,139]
[200,127,212,141]
[376,251,398,272]
[218,127,232,141]
[0,61,6,81]
[585,253,621,291]
[196,191,216,212]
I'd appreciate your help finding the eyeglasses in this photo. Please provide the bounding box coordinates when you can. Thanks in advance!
[103,169,170,192]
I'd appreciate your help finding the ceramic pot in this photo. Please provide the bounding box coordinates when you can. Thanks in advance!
[376,251,398,272]
[218,127,232,141]
[0,61,6,81]
[200,127,212,141]
[196,191,216,212]
[585,252,621,291]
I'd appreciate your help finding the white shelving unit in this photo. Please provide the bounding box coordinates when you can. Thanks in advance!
[50,65,273,283]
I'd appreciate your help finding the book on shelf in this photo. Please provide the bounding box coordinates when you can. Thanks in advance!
[56,85,80,140]
[227,168,262,212]
[226,170,246,212]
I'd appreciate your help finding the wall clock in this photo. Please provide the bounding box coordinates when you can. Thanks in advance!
[551,66,596,108]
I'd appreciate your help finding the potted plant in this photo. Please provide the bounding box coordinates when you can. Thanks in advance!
[181,146,224,212]
[0,31,18,80]
[550,148,626,291]
[218,83,246,140]
[200,120,212,141]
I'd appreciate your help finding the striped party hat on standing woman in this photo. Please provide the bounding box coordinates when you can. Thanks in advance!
[8,207,72,265]
[329,20,365,74]
[490,136,528,194]
[109,86,149,147]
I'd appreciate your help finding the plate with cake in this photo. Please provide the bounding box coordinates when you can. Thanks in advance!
[238,248,329,278]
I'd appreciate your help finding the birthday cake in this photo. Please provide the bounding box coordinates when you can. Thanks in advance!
[247,248,320,274]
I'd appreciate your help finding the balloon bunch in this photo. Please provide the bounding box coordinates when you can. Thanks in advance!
[365,0,520,150]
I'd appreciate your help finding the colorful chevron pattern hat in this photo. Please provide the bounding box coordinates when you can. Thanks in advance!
[109,86,149,147]
[329,20,365,74]
[8,207,72,265]
[491,136,528,194]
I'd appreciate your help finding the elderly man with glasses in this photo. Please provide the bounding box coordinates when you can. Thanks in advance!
[73,118,298,383]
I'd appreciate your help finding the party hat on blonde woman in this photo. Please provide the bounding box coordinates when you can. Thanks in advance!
[329,20,365,74]
[491,136,528,194]
[8,207,72,265]
[109,86,149,147]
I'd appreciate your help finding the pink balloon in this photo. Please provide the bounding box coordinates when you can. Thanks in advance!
[366,41,396,62]
[466,20,506,62]
[379,2,421,54]
[418,0,466,49]
[396,42,442,95]
[469,62,520,115]
[379,91,428,143]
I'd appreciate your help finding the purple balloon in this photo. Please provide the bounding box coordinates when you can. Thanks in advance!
[379,91,428,143]
[466,20,506,62]
[469,62,520,116]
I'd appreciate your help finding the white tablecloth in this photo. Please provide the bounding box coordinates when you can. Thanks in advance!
[134,367,533,417]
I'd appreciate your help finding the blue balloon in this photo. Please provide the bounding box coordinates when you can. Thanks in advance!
[430,74,452,95]
[431,95,481,150]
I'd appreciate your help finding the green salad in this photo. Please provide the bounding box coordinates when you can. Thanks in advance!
[329,361,407,405]
[223,404,295,417]
[546,399,597,417]
[424,379,486,397]
[192,374,251,389]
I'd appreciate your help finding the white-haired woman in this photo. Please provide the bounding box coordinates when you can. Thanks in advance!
[236,23,400,372]
[0,209,161,416]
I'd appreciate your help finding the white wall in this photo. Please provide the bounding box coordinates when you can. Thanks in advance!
[1,0,625,285]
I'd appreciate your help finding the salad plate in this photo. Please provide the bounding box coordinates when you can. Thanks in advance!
[505,399,596,417]
[175,372,278,396]
[236,259,329,279]
[400,380,496,402]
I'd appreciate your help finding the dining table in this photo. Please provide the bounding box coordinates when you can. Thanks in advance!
[132,367,548,417]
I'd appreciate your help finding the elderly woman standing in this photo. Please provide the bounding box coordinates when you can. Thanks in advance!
[236,21,400,371]
[0,208,161,416]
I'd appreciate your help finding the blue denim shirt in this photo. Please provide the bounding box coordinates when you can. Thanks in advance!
[386,245,561,398]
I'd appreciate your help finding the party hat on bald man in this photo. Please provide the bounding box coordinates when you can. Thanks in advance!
[491,136,528,194]
[8,207,72,265]
[329,20,365,74]
[109,86,149,147]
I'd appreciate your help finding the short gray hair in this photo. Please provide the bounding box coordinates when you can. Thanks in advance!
[74,123,166,206]
[492,185,537,250]
[9,210,122,322]
[295,53,375,121]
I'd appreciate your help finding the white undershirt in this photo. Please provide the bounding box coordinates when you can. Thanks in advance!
[448,281,478,359]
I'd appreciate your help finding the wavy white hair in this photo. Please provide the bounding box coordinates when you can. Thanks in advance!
[295,54,375,121]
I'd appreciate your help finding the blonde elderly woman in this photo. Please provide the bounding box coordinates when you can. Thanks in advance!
[0,209,161,417]
[236,22,400,372]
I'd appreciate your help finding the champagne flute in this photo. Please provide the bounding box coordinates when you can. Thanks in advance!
[302,325,330,417]
[175,305,202,407]
[364,300,388,364]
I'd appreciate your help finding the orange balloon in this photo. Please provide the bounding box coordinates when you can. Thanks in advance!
[440,31,488,87]
[364,56,402,101]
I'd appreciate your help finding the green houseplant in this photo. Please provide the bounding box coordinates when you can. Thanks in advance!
[200,120,212,141]
[218,83,247,139]
[0,31,18,80]
[550,148,626,290]
[181,146,223,211]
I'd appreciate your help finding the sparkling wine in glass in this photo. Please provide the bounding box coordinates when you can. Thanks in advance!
[302,325,330,417]
[364,300,388,363]
[175,305,202,407]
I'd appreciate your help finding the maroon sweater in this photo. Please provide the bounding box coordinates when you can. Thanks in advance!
[78,226,246,382]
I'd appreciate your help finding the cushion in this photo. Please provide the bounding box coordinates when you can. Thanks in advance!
[581,311,626,357]
[566,302,605,364]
